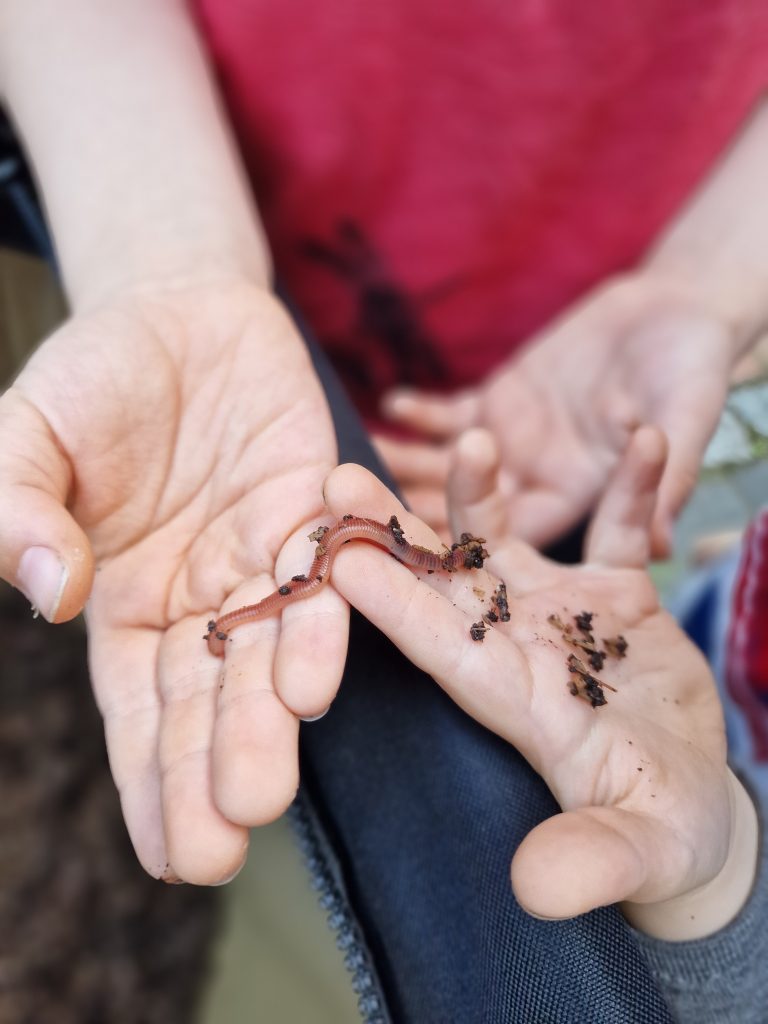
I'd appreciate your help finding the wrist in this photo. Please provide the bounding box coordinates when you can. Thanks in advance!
[638,256,763,360]
[621,768,760,942]
[69,223,273,316]
[641,99,768,355]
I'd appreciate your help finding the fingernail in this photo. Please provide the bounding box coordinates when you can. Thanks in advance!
[300,706,331,723]
[211,863,244,887]
[17,546,69,622]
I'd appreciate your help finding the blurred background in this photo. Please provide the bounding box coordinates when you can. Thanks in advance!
[1,243,767,1023]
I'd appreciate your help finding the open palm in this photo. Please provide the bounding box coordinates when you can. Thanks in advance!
[324,427,733,922]
[378,276,734,554]
[0,282,343,883]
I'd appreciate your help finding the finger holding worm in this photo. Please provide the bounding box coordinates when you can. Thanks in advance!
[205,514,488,656]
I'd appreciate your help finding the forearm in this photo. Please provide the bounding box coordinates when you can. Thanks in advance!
[644,96,768,353]
[0,0,270,312]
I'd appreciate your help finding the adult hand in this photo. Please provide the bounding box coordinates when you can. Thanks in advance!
[324,426,758,937]
[0,281,343,884]
[377,274,735,555]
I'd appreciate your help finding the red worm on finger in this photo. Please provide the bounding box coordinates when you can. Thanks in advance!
[205,514,488,657]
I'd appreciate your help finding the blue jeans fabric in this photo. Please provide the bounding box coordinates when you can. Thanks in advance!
[301,335,674,1023]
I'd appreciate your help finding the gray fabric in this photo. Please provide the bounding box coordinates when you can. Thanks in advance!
[636,802,766,1023]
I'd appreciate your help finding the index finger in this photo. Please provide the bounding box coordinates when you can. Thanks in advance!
[324,463,536,742]
[584,425,668,569]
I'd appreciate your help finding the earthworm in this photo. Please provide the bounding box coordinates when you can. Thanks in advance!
[205,514,488,657]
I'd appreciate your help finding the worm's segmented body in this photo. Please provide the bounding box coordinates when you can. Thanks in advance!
[205,514,488,656]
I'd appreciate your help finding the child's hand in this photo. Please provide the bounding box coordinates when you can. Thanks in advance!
[0,282,343,885]
[377,277,734,553]
[324,426,758,938]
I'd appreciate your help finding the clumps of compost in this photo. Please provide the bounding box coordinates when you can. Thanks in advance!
[547,611,628,708]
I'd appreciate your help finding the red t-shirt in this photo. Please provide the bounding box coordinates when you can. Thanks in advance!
[191,0,768,420]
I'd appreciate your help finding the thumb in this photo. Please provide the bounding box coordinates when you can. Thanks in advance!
[511,806,660,919]
[0,388,94,621]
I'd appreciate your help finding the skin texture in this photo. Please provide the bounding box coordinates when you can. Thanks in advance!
[377,277,734,552]
[0,0,343,886]
[323,428,759,938]
[0,283,346,884]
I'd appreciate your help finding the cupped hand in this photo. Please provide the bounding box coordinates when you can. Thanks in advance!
[0,281,344,883]
[322,426,748,930]
[377,274,735,554]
